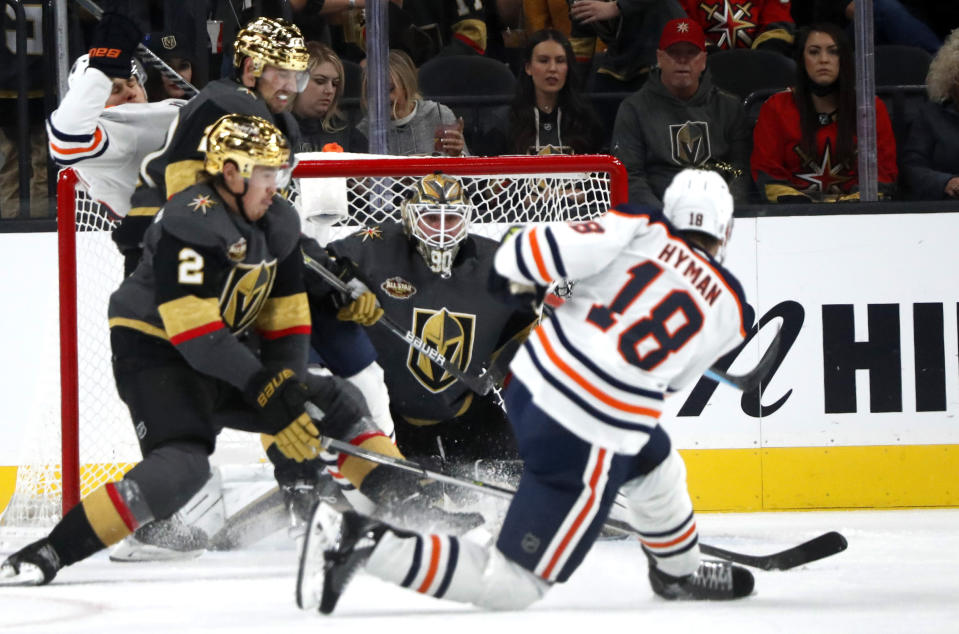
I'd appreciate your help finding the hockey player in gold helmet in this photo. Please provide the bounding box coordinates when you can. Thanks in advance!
[233,17,310,113]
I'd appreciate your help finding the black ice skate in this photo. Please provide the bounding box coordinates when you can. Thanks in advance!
[296,502,387,614]
[0,538,61,586]
[648,557,755,600]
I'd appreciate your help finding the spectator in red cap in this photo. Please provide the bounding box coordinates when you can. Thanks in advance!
[611,17,751,205]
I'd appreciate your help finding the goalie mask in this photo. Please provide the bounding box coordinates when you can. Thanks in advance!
[663,168,734,262]
[233,17,310,92]
[199,114,293,191]
[401,173,473,278]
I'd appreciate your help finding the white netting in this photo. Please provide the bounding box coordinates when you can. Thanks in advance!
[1,155,620,529]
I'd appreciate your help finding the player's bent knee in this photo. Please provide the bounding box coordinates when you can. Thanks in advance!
[475,548,551,610]
[124,440,211,519]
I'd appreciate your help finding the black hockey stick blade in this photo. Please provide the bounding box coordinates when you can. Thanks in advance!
[699,531,848,571]
[705,323,783,392]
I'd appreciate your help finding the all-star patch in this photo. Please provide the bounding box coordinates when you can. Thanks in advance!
[380,276,416,300]
[227,237,247,262]
[356,225,383,242]
[188,194,215,214]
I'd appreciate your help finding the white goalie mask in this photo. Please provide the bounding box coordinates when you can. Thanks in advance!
[663,168,735,262]
[401,173,474,278]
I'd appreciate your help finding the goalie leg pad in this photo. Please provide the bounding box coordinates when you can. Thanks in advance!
[344,361,394,439]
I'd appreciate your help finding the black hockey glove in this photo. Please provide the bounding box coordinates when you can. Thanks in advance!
[245,367,320,462]
[303,375,369,439]
[88,12,143,79]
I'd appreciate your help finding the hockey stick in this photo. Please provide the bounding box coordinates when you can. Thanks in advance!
[313,424,848,571]
[704,323,783,392]
[302,251,497,396]
[72,0,199,97]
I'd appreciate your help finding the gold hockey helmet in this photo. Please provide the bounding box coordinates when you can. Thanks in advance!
[401,173,474,278]
[199,114,293,187]
[233,17,309,87]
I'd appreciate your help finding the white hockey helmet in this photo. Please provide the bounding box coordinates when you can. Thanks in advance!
[68,54,147,91]
[663,168,734,261]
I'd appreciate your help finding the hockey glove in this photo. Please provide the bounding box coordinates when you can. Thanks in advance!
[245,367,320,462]
[303,375,369,439]
[336,291,383,326]
[88,12,144,79]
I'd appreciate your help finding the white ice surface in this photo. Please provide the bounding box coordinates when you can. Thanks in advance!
[1,509,957,634]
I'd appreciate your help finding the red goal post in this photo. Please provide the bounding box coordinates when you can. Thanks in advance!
[34,154,627,523]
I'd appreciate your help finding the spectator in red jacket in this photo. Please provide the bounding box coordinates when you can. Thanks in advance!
[751,23,897,202]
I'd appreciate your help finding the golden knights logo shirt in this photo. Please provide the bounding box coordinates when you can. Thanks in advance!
[327,222,536,422]
[108,182,311,391]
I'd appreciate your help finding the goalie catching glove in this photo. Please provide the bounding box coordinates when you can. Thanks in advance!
[245,367,321,462]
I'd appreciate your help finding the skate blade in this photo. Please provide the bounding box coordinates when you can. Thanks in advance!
[0,562,45,586]
[296,503,342,611]
[109,539,204,563]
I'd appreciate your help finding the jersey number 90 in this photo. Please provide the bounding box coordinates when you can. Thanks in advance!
[586,261,703,371]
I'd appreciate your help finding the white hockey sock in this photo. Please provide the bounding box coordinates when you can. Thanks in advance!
[618,449,700,578]
[366,530,549,610]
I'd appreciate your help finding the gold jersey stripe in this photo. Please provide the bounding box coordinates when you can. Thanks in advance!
[158,295,221,339]
[256,293,311,334]
[165,159,206,198]
[108,317,169,340]
[128,206,160,217]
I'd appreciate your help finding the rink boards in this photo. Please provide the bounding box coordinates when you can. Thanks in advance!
[1,209,957,513]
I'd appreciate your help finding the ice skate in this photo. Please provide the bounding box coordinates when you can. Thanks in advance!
[296,502,387,614]
[648,556,755,600]
[109,517,209,562]
[0,539,61,586]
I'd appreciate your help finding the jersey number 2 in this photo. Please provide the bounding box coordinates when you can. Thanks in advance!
[586,261,703,370]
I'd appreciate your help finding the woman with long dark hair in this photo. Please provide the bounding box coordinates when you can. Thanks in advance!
[492,29,605,155]
[751,23,897,202]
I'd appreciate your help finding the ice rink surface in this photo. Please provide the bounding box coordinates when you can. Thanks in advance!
[1,508,957,634]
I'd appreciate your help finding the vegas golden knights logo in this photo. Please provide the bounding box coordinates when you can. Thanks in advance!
[219,259,277,334]
[407,307,476,393]
[669,120,712,167]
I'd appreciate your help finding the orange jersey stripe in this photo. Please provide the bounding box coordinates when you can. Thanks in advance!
[541,448,607,579]
[527,228,553,283]
[417,535,442,593]
[534,328,661,418]
[640,521,697,549]
[50,126,105,156]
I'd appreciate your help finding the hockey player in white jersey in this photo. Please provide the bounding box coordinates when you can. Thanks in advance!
[297,168,757,613]
[47,13,184,218]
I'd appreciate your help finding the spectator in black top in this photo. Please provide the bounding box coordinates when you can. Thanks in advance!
[294,41,368,153]
[489,29,605,155]
[900,29,959,200]
[144,29,199,101]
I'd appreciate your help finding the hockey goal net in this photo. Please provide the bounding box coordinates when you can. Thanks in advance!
[1,154,626,529]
